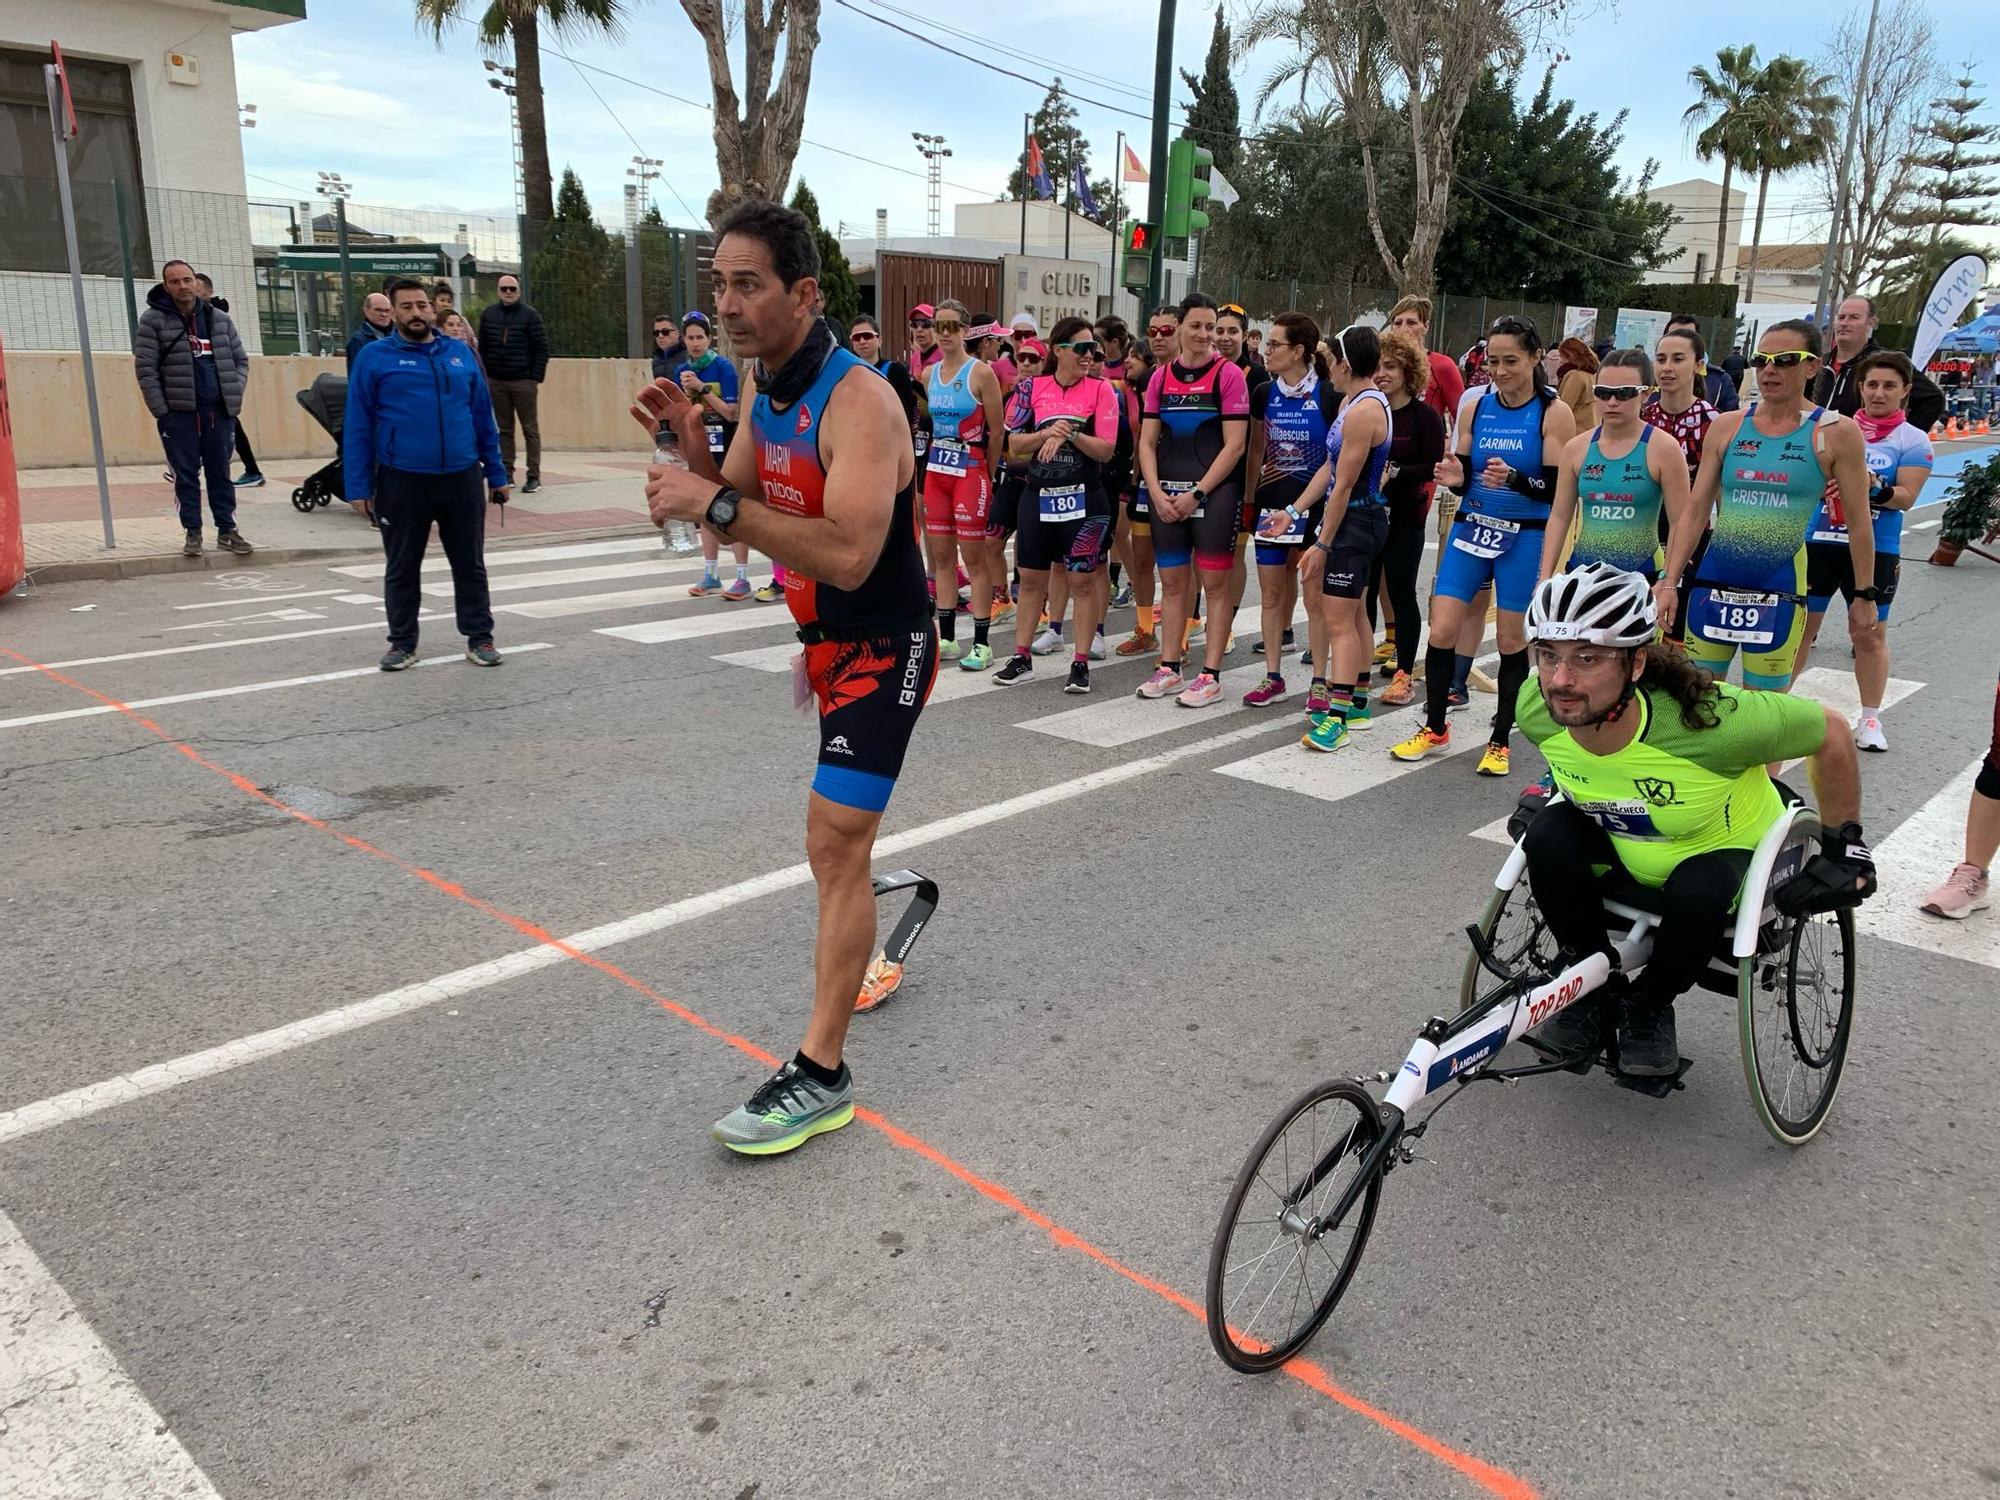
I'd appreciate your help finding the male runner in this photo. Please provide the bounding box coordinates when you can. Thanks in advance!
[636,201,936,1155]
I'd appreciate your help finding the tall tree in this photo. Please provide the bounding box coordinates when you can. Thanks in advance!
[1239,0,1567,297]
[1876,231,1989,323]
[1441,66,1675,303]
[1180,7,1243,178]
[678,0,825,221]
[530,167,624,356]
[1738,55,1838,304]
[1890,67,2000,256]
[788,178,859,324]
[415,0,629,228]
[1004,80,1113,225]
[1683,45,1763,285]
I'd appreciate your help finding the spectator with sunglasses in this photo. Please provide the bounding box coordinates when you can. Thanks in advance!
[651,314,684,378]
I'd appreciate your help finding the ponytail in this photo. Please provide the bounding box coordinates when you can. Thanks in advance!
[1272,311,1328,382]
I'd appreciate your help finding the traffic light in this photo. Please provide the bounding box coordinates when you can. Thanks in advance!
[1164,138,1213,238]
[1121,220,1156,289]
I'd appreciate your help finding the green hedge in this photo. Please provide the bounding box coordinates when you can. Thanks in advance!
[1615,282,1739,319]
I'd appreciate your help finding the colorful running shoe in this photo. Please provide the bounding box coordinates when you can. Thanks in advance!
[688,573,723,597]
[959,643,993,672]
[1379,670,1416,707]
[721,578,753,602]
[753,580,784,603]
[1116,629,1156,657]
[712,1060,855,1155]
[1302,714,1349,752]
[1305,685,1330,719]
[939,637,963,661]
[1445,686,1471,712]
[1344,702,1373,731]
[1475,743,1510,777]
[1243,674,1288,706]
[1854,715,1888,753]
[1468,665,1498,694]
[991,597,1016,626]
[1110,583,1134,610]
[1920,863,1991,920]
[1184,618,1205,650]
[1176,671,1224,708]
[1137,665,1184,700]
[854,954,904,1013]
[1032,626,1063,656]
[1390,726,1451,762]
[1372,638,1397,668]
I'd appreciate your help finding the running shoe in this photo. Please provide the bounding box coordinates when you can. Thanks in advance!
[854,955,903,1014]
[182,528,202,558]
[1222,635,1236,655]
[754,580,784,603]
[1372,638,1396,668]
[1110,583,1134,610]
[959,643,993,672]
[1445,686,1471,712]
[688,574,724,597]
[1379,670,1416,707]
[216,529,254,556]
[1301,714,1349,753]
[1065,660,1091,695]
[1137,665,1184,700]
[464,640,503,667]
[1532,993,1607,1061]
[1615,999,1679,1078]
[1243,674,1288,706]
[1032,626,1063,655]
[939,638,962,662]
[1116,629,1156,658]
[233,470,266,488]
[1389,726,1451,762]
[990,597,1015,626]
[1089,628,1108,661]
[1305,685,1330,719]
[1176,671,1224,708]
[711,1059,855,1155]
[1853,715,1888,753]
[721,578,753,602]
[1920,863,1992,920]
[1344,702,1373,731]
[994,653,1034,685]
[1469,665,1498,694]
[379,647,418,672]
[1475,743,1510,777]
[1184,618,1205,650]
[1298,649,1313,667]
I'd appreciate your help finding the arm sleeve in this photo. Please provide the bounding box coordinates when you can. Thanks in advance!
[343,353,376,502]
[528,309,551,381]
[133,318,166,418]
[467,365,507,489]
[1698,686,1828,777]
[1218,361,1250,417]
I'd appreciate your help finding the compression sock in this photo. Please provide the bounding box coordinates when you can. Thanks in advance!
[938,607,957,642]
[792,1049,845,1088]
[1110,562,1123,587]
[1424,645,1455,733]
[1353,670,1372,714]
[1452,652,1475,694]
[974,616,990,647]
[1138,604,1156,632]
[1493,648,1530,744]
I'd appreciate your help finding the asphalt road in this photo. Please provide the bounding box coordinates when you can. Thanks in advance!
[2,489,1997,1500]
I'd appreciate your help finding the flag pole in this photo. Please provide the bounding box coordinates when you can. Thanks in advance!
[1113,130,1124,242]
[1064,161,1072,260]
[1019,113,1030,255]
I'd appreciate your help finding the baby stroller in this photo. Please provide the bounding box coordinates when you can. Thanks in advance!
[290,372,348,512]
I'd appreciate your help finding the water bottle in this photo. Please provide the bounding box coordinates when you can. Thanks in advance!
[655,429,699,554]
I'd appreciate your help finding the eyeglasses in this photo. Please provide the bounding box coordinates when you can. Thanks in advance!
[934,320,965,334]
[1148,324,1178,337]
[1220,303,1246,317]
[1057,341,1100,357]
[1018,353,1044,364]
[850,330,879,340]
[908,317,934,329]
[653,328,673,337]
[1532,645,1625,674]
[1593,384,1644,402]
[498,285,519,294]
[1750,350,1816,369]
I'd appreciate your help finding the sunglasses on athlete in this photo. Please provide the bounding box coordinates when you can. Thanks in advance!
[934,319,966,333]
[1056,341,1100,357]
[1750,349,1817,369]
[908,317,934,329]
[850,330,880,341]
[1593,383,1644,402]
[1147,324,1177,337]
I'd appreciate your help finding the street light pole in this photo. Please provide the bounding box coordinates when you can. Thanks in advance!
[317,170,353,342]
[1146,0,1177,310]
[912,133,951,238]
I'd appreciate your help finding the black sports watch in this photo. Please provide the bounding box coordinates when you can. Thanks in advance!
[705,486,741,535]
[1851,585,1883,602]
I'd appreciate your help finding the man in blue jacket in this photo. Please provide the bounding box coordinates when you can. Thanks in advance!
[346,277,511,671]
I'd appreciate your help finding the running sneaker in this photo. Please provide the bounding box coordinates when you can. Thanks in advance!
[182,528,203,558]
[1301,714,1349,753]
[959,643,993,672]
[721,578,753,602]
[1532,993,1607,1061]
[711,1059,855,1155]
[1298,649,1313,667]
[1243,674,1288,707]
[1389,726,1451,762]
[855,955,903,1014]
[1379,670,1416,707]
[1372,638,1397,668]
[1305,685,1330,719]
[1920,863,1992,920]
[1065,660,1091,695]
[1468,665,1498,694]
[991,598,1016,626]
[1089,628,1108,661]
[379,647,418,672]
[939,638,962,661]
[1344,702,1373,732]
[1475,743,1510,777]
[1853,715,1888,753]
[1445,686,1471,712]
[1184,618,1205,650]
[1032,626,1063,655]
[1110,583,1134,610]
[215,529,254,556]
[1222,635,1236,655]
[688,574,724,597]
[1176,671,1224,708]
[1615,999,1679,1078]
[754,580,784,603]
[1116,629,1156,657]
[994,653,1034,685]
[1137,665,1184,700]
[464,640,503,667]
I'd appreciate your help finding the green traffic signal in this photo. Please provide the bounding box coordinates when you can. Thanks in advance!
[1165,138,1214,238]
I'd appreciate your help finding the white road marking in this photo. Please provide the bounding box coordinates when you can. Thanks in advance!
[0,1209,222,1499]
[174,588,347,610]
[1021,661,1276,746]
[1857,757,2000,969]
[0,617,449,678]
[0,644,553,730]
[1216,711,1484,799]
[435,558,702,597]
[165,606,327,631]
[332,591,384,605]
[0,720,1277,1146]
[597,609,797,645]
[712,642,799,672]
[1907,518,1940,532]
[503,583,778,620]
[327,535,665,577]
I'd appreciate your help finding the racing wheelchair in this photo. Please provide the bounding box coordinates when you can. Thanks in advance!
[1204,788,1858,1374]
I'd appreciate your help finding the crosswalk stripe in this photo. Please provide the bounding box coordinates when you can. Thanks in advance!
[503,586,781,620]
[1215,704,1482,800]
[1021,661,1277,746]
[432,558,701,598]
[328,536,667,578]
[597,610,795,646]
[1857,756,2000,969]
[712,642,799,672]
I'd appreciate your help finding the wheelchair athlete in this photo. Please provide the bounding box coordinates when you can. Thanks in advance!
[1514,564,1876,1075]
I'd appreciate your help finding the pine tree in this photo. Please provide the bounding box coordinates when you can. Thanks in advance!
[1180,6,1242,178]
[1889,66,2000,254]
[1004,80,1114,224]
[529,167,624,356]
[787,179,859,325]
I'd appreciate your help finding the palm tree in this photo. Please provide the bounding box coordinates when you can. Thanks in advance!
[415,0,629,229]
[1684,45,1763,284]
[1739,56,1839,304]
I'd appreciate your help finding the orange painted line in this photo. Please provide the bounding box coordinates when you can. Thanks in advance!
[3,645,1540,1500]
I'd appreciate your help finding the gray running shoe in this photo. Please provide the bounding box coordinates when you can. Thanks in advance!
[216,529,254,555]
[1616,997,1680,1077]
[182,528,203,558]
[712,1060,854,1156]
[379,647,418,672]
[465,640,503,667]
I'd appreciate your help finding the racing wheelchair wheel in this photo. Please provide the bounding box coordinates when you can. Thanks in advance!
[290,486,314,513]
[1206,1080,1384,1373]
[1739,902,1855,1146]
[1459,879,1560,1007]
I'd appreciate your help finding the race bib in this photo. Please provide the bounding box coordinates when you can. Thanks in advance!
[1038,483,1087,524]
[1700,588,1781,646]
[1130,482,1150,518]
[927,435,975,473]
[1576,799,1666,840]
[706,422,727,456]
[1261,507,1309,545]
[913,431,931,460]
[1159,479,1201,519]
[1450,515,1520,559]
[1809,519,1849,544]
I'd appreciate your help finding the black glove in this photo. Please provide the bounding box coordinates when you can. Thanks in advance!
[1774,821,1876,916]
[1866,472,1894,509]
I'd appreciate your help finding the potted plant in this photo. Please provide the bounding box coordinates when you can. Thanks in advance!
[1929,450,2000,566]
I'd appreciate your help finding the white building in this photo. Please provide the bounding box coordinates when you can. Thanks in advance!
[1733,243,1826,303]
[0,0,303,352]
[1641,176,1746,287]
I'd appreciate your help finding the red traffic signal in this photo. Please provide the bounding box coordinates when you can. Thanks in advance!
[1125,220,1155,254]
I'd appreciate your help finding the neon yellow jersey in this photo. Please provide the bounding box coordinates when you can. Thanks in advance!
[1514,678,1827,886]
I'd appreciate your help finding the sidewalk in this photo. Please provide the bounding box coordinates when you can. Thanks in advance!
[16,449,658,582]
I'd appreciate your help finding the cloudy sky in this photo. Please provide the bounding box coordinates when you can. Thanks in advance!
[236,0,1952,250]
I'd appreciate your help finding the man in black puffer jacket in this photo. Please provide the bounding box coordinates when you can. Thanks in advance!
[475,274,550,492]
[134,259,253,557]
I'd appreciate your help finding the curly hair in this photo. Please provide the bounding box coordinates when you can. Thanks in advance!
[1377,330,1429,396]
[1641,643,1723,730]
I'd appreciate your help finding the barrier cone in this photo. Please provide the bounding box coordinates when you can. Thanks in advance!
[1945,415,1963,438]
[1931,420,1946,438]
[1979,416,1991,436]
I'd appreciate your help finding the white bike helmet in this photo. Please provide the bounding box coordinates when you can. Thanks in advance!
[1526,563,1656,648]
